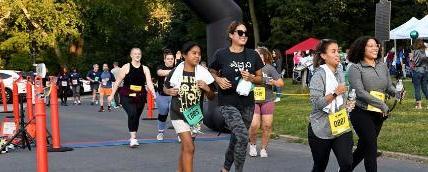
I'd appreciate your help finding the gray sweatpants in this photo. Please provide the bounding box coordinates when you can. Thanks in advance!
[219,105,254,172]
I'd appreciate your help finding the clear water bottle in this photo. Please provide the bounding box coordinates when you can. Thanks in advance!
[347,89,356,112]
[396,79,403,100]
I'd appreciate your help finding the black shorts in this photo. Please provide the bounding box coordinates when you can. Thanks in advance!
[90,83,99,91]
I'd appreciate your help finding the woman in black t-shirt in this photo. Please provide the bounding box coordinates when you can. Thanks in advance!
[209,21,264,172]
[164,42,215,172]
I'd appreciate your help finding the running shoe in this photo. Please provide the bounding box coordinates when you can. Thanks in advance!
[129,138,139,148]
[249,144,257,157]
[98,106,104,112]
[274,97,281,103]
[107,106,111,112]
[156,132,164,141]
[260,148,268,158]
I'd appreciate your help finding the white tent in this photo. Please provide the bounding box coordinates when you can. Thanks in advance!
[408,15,428,38]
[390,17,419,40]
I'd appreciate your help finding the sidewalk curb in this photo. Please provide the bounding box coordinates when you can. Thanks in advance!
[278,134,428,164]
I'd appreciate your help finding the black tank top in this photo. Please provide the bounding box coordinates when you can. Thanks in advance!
[123,63,146,87]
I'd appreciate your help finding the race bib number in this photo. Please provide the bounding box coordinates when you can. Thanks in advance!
[183,104,203,126]
[94,77,99,82]
[102,78,108,86]
[328,108,351,136]
[61,81,68,87]
[130,85,142,92]
[254,87,266,101]
[2,122,16,135]
[367,91,385,113]
[72,79,78,85]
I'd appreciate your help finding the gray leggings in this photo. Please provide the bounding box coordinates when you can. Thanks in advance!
[219,105,254,172]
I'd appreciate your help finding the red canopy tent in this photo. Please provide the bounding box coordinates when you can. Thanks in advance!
[285,38,320,55]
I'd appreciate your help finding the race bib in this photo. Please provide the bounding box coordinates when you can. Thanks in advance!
[367,91,385,113]
[328,108,351,136]
[94,77,99,82]
[183,104,203,126]
[130,85,142,92]
[102,78,108,86]
[61,81,68,87]
[2,121,16,136]
[72,79,78,85]
[254,87,266,101]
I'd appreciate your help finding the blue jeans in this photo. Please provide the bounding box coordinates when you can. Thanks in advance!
[273,86,282,98]
[412,71,428,101]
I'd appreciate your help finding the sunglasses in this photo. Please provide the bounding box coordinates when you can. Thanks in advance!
[234,30,248,37]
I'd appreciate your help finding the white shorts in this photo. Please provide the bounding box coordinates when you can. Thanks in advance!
[171,120,191,134]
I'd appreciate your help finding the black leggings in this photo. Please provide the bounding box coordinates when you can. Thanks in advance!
[350,107,385,172]
[59,86,68,103]
[308,125,353,172]
[120,95,145,132]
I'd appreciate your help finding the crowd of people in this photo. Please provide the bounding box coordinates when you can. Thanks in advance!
[49,20,420,172]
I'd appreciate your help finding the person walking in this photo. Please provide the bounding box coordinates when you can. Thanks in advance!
[411,39,428,109]
[69,67,82,105]
[57,67,70,106]
[348,36,398,172]
[108,48,156,147]
[87,64,101,105]
[308,39,354,172]
[163,42,215,172]
[209,21,264,172]
[98,64,115,112]
[111,62,122,108]
[248,47,284,158]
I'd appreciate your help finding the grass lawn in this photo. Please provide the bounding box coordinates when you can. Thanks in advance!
[273,78,428,157]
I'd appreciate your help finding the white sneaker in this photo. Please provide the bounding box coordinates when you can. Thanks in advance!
[260,148,268,158]
[249,144,257,157]
[274,98,281,103]
[156,133,164,141]
[74,101,77,105]
[129,138,139,148]
[177,136,181,143]
[95,100,99,105]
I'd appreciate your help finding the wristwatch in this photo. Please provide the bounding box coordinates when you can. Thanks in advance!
[332,92,338,97]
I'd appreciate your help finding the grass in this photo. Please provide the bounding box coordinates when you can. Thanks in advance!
[272,78,428,157]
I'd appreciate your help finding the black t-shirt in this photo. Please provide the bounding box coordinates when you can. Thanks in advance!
[165,71,201,120]
[209,48,264,106]
[69,72,81,86]
[156,65,174,96]
[86,70,101,84]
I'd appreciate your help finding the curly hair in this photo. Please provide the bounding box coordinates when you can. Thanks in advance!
[347,36,382,64]
[313,39,338,68]
[256,47,273,65]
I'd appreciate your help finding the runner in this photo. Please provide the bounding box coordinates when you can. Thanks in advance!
[209,21,264,172]
[156,49,175,141]
[57,67,70,106]
[248,47,284,158]
[98,64,115,112]
[111,62,122,108]
[69,67,82,105]
[108,48,156,147]
[348,36,399,171]
[87,64,101,105]
[163,42,215,172]
[307,39,353,172]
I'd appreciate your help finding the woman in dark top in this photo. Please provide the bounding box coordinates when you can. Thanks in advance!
[108,48,156,148]
[57,67,70,106]
[348,36,397,172]
[411,39,428,109]
[164,42,215,172]
[209,21,264,172]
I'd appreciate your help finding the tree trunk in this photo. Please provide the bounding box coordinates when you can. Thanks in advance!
[248,0,260,47]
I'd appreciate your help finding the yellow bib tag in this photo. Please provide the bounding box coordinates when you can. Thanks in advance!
[130,85,142,92]
[328,108,351,136]
[254,87,266,101]
[367,91,385,113]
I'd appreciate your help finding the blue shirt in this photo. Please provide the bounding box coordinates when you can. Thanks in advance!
[100,71,115,88]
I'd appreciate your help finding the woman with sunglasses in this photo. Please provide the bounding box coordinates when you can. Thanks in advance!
[348,36,397,171]
[308,39,353,172]
[209,21,264,172]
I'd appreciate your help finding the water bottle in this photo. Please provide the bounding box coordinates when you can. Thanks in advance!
[396,79,403,100]
[347,89,356,112]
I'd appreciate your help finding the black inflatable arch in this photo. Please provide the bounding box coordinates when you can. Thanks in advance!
[182,0,242,131]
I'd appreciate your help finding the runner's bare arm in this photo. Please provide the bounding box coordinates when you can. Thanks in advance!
[109,64,128,99]
[209,68,232,89]
[157,69,172,77]
[143,66,156,99]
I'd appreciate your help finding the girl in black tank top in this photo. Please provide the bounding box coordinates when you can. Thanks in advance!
[119,63,147,99]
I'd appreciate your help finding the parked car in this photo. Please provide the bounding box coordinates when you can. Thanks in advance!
[65,79,92,97]
[0,70,27,103]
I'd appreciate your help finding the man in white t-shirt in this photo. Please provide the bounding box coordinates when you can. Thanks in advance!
[110,62,121,107]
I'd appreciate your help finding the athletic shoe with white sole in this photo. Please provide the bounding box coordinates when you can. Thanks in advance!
[249,144,257,157]
[129,138,139,148]
[260,148,268,158]
[157,133,164,141]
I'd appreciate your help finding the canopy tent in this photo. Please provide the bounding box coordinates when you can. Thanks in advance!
[390,17,419,39]
[285,38,320,55]
[407,15,428,38]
